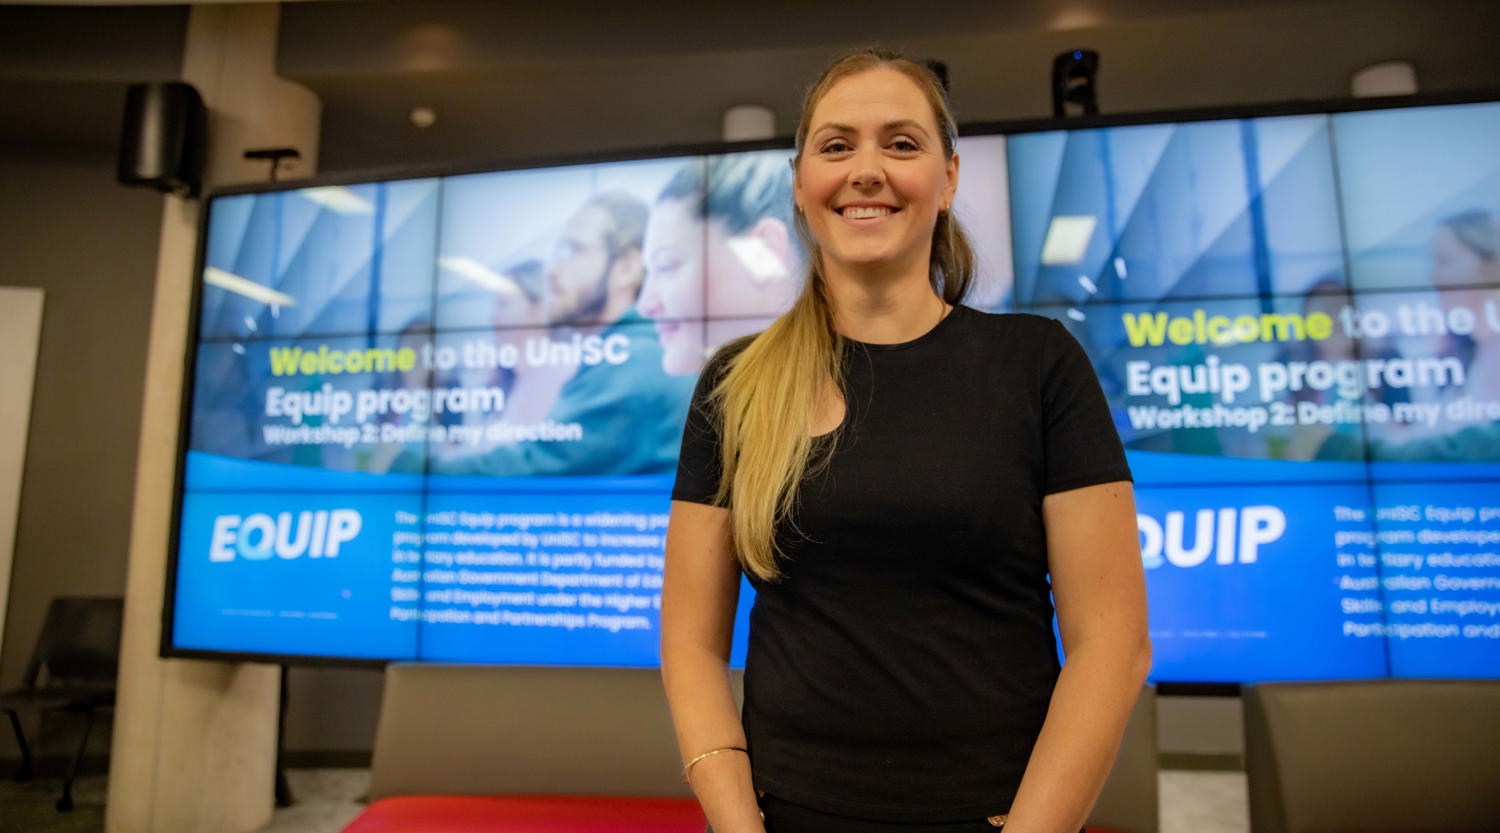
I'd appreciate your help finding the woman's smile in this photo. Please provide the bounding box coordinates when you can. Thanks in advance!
[838,204,897,221]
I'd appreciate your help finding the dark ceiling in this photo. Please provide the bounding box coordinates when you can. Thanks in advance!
[2,0,1498,175]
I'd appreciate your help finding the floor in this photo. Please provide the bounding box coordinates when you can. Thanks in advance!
[0,768,1249,833]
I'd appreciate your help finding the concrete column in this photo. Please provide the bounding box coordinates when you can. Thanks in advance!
[107,5,319,832]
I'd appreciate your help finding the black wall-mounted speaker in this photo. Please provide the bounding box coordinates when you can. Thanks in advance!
[1052,50,1100,118]
[117,82,206,197]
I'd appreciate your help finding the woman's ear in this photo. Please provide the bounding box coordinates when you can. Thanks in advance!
[943,151,960,211]
[752,217,792,274]
[791,156,806,215]
[726,234,789,285]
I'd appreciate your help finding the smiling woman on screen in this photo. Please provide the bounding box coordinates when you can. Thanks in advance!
[660,48,1150,833]
[639,153,802,376]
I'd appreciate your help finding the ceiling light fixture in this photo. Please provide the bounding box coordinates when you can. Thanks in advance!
[298,186,375,215]
[410,106,437,129]
[1040,216,1098,265]
[203,267,296,307]
[439,257,525,298]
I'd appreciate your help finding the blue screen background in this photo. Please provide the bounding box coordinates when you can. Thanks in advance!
[170,108,1500,681]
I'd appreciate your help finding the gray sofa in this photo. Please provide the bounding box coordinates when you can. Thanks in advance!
[340,664,704,833]
[1244,679,1500,833]
[349,664,1158,833]
[365,664,694,801]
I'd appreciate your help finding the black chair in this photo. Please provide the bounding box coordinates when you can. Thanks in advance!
[0,596,123,811]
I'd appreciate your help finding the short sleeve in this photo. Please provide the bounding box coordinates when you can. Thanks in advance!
[670,341,745,504]
[1039,318,1132,494]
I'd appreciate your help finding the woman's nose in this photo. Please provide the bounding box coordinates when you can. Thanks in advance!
[850,164,884,189]
[849,147,884,189]
[637,278,662,315]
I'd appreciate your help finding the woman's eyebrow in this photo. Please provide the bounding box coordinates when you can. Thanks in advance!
[810,119,932,138]
[880,119,930,136]
[809,122,855,137]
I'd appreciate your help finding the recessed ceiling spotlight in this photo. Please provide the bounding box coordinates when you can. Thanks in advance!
[410,106,437,129]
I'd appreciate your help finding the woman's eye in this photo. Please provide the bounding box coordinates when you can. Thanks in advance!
[819,140,853,154]
[889,137,921,153]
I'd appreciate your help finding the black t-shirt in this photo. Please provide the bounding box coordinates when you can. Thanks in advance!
[672,305,1131,822]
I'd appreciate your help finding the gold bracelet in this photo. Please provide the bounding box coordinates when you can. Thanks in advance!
[680,745,748,782]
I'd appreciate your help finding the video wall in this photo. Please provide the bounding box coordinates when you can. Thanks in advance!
[166,99,1500,682]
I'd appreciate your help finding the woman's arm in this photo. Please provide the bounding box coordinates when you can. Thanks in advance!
[660,499,765,833]
[1003,480,1152,833]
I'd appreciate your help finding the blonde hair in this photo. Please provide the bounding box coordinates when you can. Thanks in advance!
[711,48,976,581]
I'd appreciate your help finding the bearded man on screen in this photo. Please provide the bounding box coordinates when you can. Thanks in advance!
[399,192,694,478]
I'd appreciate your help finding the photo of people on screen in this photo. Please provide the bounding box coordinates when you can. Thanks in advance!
[638,151,802,376]
[388,190,696,477]
[489,258,548,330]
[1428,211,1500,403]
[1428,209,1498,398]
[1275,276,1407,460]
[1430,209,1500,289]
[377,315,438,421]
[1313,211,1500,463]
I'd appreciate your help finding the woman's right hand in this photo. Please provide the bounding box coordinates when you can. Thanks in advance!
[660,500,767,833]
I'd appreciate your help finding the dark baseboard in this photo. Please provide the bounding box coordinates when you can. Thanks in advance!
[0,753,111,780]
[1,750,371,779]
[1159,752,1243,771]
[281,749,372,769]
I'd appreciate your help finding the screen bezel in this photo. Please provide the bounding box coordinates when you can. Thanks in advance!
[160,87,1500,679]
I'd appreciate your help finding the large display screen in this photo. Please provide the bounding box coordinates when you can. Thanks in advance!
[166,100,1500,683]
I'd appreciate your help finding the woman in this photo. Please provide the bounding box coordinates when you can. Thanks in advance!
[661,49,1150,833]
[1429,209,1499,290]
[1312,213,1500,462]
[639,152,802,375]
[1427,209,1497,389]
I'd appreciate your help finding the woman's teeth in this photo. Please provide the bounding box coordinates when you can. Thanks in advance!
[842,206,892,219]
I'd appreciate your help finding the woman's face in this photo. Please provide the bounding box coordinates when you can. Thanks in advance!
[706,218,797,320]
[640,196,706,375]
[1305,292,1354,361]
[1430,225,1488,289]
[397,330,431,389]
[794,66,957,282]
